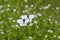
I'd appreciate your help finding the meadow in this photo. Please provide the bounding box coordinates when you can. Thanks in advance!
[0,0,60,40]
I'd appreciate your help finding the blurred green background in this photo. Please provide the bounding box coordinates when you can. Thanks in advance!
[0,0,60,40]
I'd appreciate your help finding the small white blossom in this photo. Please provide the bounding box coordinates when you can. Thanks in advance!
[25,5,29,8]
[39,7,43,10]
[24,0,27,2]
[34,21,38,24]
[28,36,32,40]
[33,11,36,14]
[6,8,10,11]
[0,21,3,24]
[30,4,34,7]
[0,5,3,8]
[36,25,39,29]
[22,10,27,13]
[13,20,16,22]
[29,22,33,26]
[58,35,60,39]
[7,4,10,7]
[56,7,59,10]
[47,4,51,7]
[43,6,49,9]
[48,29,53,33]
[45,35,48,38]
[48,18,51,21]
[15,25,19,28]
[50,21,53,24]
[37,13,42,16]
[53,35,56,37]
[0,10,4,13]
[55,21,58,24]
[13,9,16,12]
[1,31,4,35]
[8,17,13,20]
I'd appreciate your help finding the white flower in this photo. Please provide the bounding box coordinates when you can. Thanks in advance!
[25,5,28,8]
[28,36,32,39]
[56,7,59,10]
[47,4,51,7]
[48,29,53,33]
[39,7,43,10]
[7,4,10,7]
[6,8,10,11]
[45,35,48,38]
[48,18,51,21]
[1,31,4,35]
[0,10,4,13]
[30,4,34,7]
[13,9,16,12]
[0,21,3,24]
[29,22,33,26]
[0,5,3,8]
[53,35,56,37]
[34,21,38,24]
[22,10,27,13]
[58,35,60,39]
[15,25,19,28]
[24,0,27,2]
[37,13,42,16]
[44,6,49,9]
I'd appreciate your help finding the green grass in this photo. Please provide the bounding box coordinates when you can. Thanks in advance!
[0,0,60,40]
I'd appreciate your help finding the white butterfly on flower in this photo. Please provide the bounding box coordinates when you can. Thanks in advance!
[17,15,35,26]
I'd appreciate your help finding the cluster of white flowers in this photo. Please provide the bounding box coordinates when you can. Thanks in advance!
[0,5,3,9]
[39,4,51,10]
[47,29,53,33]
[0,29,4,35]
